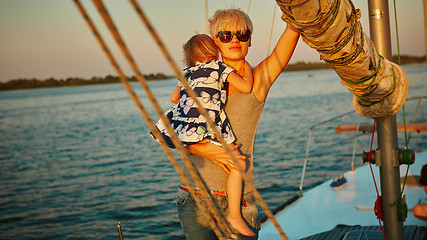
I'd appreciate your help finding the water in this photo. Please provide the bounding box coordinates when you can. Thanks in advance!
[1,65,426,240]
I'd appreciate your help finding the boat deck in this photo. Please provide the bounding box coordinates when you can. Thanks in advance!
[301,225,426,240]
[259,151,427,239]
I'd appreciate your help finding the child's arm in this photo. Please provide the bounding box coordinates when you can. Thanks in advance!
[226,60,253,93]
[170,85,181,104]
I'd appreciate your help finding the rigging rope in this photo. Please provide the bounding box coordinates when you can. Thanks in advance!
[276,0,409,119]
[129,0,288,238]
[247,0,252,14]
[205,0,209,34]
[130,0,289,238]
[75,0,288,239]
[366,0,410,227]
[391,0,410,223]
[267,4,277,56]
[130,0,287,239]
[367,120,388,240]
[74,1,233,238]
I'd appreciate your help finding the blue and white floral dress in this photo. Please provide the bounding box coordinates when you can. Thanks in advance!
[154,60,236,148]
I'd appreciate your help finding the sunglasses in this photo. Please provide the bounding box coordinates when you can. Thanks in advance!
[216,30,251,43]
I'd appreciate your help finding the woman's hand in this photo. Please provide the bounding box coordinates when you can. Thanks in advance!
[185,140,245,172]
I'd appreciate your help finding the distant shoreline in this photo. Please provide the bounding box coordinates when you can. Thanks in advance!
[1,56,425,91]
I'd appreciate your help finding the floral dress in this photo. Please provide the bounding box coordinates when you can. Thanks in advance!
[154,60,236,148]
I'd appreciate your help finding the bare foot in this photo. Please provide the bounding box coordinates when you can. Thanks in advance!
[227,215,256,237]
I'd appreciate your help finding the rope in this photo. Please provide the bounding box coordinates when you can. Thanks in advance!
[278,0,337,28]
[267,4,277,56]
[205,0,209,34]
[367,121,379,196]
[391,0,409,222]
[129,0,289,239]
[276,0,315,8]
[356,61,396,107]
[128,0,242,175]
[301,0,341,39]
[247,0,252,14]
[278,0,364,65]
[319,1,361,57]
[76,0,288,238]
[392,0,407,148]
[367,120,388,240]
[74,1,233,238]
[339,53,382,85]
[276,0,409,118]
[103,0,234,237]
[337,52,397,108]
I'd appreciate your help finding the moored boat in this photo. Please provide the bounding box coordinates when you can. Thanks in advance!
[259,150,427,239]
[259,96,427,239]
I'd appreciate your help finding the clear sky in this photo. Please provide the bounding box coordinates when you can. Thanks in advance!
[0,0,425,82]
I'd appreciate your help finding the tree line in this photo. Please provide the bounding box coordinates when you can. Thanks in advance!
[0,73,170,91]
[1,55,424,91]
[283,55,426,72]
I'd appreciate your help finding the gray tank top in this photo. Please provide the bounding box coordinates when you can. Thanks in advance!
[181,91,264,193]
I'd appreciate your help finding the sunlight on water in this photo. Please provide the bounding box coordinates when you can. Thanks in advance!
[0,65,426,239]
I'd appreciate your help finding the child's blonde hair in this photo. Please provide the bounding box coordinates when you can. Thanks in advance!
[208,8,253,38]
[183,34,219,67]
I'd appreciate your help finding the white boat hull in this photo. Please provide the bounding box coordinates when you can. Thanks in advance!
[260,151,427,239]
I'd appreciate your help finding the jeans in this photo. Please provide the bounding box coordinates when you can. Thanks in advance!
[177,188,260,240]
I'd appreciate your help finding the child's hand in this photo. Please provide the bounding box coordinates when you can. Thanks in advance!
[223,143,246,170]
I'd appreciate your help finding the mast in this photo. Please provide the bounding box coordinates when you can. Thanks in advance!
[367,0,404,239]
[424,0,427,62]
[274,1,410,237]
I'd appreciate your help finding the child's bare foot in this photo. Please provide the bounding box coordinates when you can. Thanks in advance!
[227,215,256,237]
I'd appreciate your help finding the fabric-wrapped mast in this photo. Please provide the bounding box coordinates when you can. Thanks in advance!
[276,0,408,119]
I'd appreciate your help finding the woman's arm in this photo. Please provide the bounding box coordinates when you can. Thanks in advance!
[253,24,300,102]
[185,140,246,172]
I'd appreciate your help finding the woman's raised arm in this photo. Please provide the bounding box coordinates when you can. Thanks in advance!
[253,24,300,102]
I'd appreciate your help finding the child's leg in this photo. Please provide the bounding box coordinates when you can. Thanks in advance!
[226,161,255,237]
[227,169,245,219]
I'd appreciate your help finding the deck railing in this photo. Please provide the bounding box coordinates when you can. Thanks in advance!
[297,96,427,196]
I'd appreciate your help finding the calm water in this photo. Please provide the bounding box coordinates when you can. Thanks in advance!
[1,65,426,239]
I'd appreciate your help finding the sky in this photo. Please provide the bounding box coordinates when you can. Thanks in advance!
[0,0,425,82]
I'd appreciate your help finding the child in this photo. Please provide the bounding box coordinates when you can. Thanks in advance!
[153,34,255,237]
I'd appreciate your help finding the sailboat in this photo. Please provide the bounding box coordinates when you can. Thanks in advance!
[260,0,427,239]
[73,0,426,239]
[259,95,427,239]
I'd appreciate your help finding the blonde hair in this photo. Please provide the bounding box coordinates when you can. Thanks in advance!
[208,8,253,38]
[183,34,219,67]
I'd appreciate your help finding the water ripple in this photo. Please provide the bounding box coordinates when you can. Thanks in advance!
[1,66,426,239]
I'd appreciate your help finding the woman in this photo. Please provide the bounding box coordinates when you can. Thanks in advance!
[154,33,255,236]
[176,8,300,240]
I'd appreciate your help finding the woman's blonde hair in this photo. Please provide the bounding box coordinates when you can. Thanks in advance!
[183,34,219,67]
[208,8,253,38]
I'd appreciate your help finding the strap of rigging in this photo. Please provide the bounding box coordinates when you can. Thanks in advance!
[267,4,277,56]
[74,1,234,239]
[247,0,252,14]
[74,0,288,239]
[276,0,409,119]
[205,0,209,34]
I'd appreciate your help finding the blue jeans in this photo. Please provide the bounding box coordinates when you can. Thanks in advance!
[176,188,260,240]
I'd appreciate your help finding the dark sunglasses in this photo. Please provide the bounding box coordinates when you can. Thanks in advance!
[216,30,251,43]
